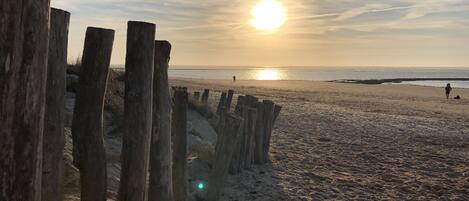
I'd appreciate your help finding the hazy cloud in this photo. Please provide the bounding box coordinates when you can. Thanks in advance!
[51,0,469,67]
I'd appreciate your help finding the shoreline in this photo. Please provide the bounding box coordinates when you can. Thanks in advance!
[332,78,469,85]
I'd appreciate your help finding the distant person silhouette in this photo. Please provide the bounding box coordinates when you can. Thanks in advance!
[445,83,452,99]
[233,75,236,82]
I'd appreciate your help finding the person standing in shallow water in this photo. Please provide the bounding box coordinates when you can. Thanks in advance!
[233,75,236,82]
[445,83,452,99]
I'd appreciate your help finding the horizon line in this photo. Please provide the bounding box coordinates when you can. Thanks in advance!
[108,64,469,69]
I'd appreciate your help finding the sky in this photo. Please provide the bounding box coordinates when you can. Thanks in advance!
[51,0,469,67]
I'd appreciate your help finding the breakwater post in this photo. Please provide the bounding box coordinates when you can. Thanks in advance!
[42,8,70,201]
[71,26,115,201]
[172,87,189,201]
[226,89,234,111]
[149,40,174,201]
[207,113,244,201]
[202,89,210,103]
[216,92,227,115]
[119,21,155,201]
[0,1,50,200]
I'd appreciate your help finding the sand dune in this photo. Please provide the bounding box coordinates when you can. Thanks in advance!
[170,79,469,200]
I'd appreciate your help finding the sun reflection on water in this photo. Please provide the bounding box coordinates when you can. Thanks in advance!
[256,69,280,80]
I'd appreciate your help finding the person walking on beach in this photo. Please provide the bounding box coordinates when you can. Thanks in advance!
[445,83,452,99]
[233,75,236,82]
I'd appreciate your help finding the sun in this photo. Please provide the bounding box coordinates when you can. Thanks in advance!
[250,0,286,31]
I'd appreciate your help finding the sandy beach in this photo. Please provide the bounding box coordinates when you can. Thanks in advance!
[170,78,469,200]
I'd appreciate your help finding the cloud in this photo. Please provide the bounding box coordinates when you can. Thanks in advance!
[50,0,469,66]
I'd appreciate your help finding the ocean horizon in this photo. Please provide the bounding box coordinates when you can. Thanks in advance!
[111,65,469,88]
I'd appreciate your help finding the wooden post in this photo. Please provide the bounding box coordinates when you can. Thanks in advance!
[262,100,275,162]
[194,91,201,100]
[245,95,258,107]
[172,88,189,201]
[71,27,115,201]
[273,104,282,124]
[119,21,155,201]
[201,89,210,103]
[207,113,244,201]
[244,108,258,169]
[216,92,227,115]
[229,117,243,174]
[42,8,70,201]
[238,107,250,171]
[234,95,245,114]
[230,95,247,174]
[149,40,173,201]
[253,102,265,164]
[0,1,50,200]
[225,89,234,111]
[216,105,228,140]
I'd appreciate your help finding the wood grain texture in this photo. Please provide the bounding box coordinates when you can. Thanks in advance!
[0,1,50,200]
[262,100,275,163]
[226,89,234,111]
[253,101,265,164]
[216,92,227,115]
[42,8,70,201]
[172,88,188,201]
[72,26,114,201]
[119,21,155,201]
[207,113,243,201]
[149,40,173,201]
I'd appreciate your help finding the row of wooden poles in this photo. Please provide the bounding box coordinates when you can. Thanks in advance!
[190,88,282,200]
[0,4,189,201]
[0,2,282,201]
[194,89,282,170]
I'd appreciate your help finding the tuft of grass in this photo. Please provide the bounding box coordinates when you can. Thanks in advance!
[103,69,125,136]
[188,96,213,118]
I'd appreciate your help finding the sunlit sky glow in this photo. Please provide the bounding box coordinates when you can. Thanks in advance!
[250,0,286,31]
[52,0,469,67]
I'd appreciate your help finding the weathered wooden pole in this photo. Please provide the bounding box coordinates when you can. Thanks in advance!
[42,8,70,201]
[201,89,210,103]
[238,107,250,171]
[253,102,265,164]
[71,27,114,201]
[262,100,275,162]
[207,113,243,201]
[216,106,228,143]
[229,96,245,174]
[0,1,50,200]
[245,95,258,107]
[234,95,245,114]
[194,91,201,100]
[263,104,282,161]
[119,21,155,201]
[244,108,258,168]
[226,89,234,111]
[172,88,189,201]
[216,92,227,115]
[273,104,282,124]
[149,40,173,201]
[229,118,243,174]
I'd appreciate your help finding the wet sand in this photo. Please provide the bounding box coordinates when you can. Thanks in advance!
[170,78,469,201]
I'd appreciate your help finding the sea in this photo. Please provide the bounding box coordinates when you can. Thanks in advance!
[166,66,469,89]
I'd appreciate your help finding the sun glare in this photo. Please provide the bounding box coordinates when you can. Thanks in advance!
[257,69,280,80]
[250,0,286,31]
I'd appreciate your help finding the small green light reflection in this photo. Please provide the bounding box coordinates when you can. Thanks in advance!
[197,182,205,190]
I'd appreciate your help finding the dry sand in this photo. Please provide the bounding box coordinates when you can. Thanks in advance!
[170,78,469,201]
